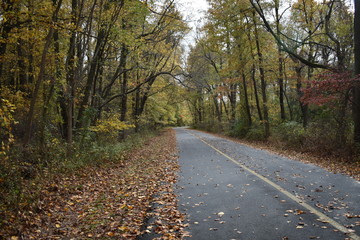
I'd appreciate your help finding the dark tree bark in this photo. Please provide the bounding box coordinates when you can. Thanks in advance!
[251,63,263,121]
[353,0,360,144]
[62,0,78,143]
[23,0,63,146]
[76,1,123,129]
[17,39,27,91]
[242,72,252,127]
[274,0,286,121]
[213,94,222,123]
[0,0,17,86]
[120,44,129,122]
[228,84,237,122]
[40,1,63,148]
[244,20,263,121]
[294,65,308,127]
[253,13,270,139]
[76,27,106,129]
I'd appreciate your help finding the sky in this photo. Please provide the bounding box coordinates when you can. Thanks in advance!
[175,0,209,53]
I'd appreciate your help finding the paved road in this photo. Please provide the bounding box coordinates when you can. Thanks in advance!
[175,128,360,240]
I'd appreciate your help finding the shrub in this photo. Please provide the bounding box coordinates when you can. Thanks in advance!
[90,113,135,142]
[245,125,266,141]
[272,121,305,147]
[0,128,154,220]
[302,121,343,154]
[227,120,250,138]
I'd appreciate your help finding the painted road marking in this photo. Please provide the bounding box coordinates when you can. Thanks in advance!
[187,130,360,240]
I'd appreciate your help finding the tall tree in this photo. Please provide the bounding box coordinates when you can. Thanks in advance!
[354,0,360,145]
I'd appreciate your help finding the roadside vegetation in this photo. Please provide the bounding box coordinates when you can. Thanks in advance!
[184,0,360,171]
[0,0,190,238]
[1,129,188,239]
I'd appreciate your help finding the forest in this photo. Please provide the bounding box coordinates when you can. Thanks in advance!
[0,0,359,238]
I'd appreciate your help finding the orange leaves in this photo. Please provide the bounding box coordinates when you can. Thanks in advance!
[2,129,187,239]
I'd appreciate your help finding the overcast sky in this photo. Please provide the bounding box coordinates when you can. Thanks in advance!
[176,0,209,53]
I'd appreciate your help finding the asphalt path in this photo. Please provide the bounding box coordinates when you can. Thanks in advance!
[175,128,360,240]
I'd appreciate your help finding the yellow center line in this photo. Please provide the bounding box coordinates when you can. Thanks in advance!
[187,130,360,240]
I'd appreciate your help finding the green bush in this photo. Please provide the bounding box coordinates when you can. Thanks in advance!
[245,125,266,141]
[192,120,223,133]
[272,121,305,147]
[227,120,250,138]
[302,121,340,153]
[0,129,155,219]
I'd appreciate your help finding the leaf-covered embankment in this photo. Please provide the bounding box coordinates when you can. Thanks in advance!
[2,129,187,239]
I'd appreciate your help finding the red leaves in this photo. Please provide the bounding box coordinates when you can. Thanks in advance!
[301,71,360,106]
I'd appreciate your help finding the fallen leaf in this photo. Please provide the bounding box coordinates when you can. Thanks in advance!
[295,210,306,215]
[218,212,225,217]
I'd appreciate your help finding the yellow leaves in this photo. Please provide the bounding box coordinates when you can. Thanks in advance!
[295,209,306,215]
[90,113,135,133]
[120,204,127,209]
[120,204,134,210]
[0,96,17,157]
[118,226,128,232]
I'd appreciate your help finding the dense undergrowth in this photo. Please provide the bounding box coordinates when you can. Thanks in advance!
[193,119,360,180]
[194,119,354,157]
[1,128,186,239]
[0,128,156,232]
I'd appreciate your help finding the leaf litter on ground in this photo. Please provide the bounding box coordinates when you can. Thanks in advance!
[2,129,188,239]
[193,130,360,181]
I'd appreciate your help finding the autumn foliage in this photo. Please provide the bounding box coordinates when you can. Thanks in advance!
[301,71,360,107]
[1,130,188,239]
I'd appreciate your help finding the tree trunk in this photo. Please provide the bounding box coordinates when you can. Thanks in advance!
[353,0,360,144]
[254,15,270,139]
[275,0,286,121]
[221,97,230,121]
[23,0,63,146]
[40,13,62,149]
[120,44,129,122]
[278,50,286,120]
[133,87,141,132]
[242,72,252,126]
[76,28,106,129]
[228,84,237,122]
[252,64,263,121]
[62,0,78,144]
[284,91,294,121]
[17,39,27,92]
[213,95,221,123]
[295,66,308,127]
[0,0,17,86]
